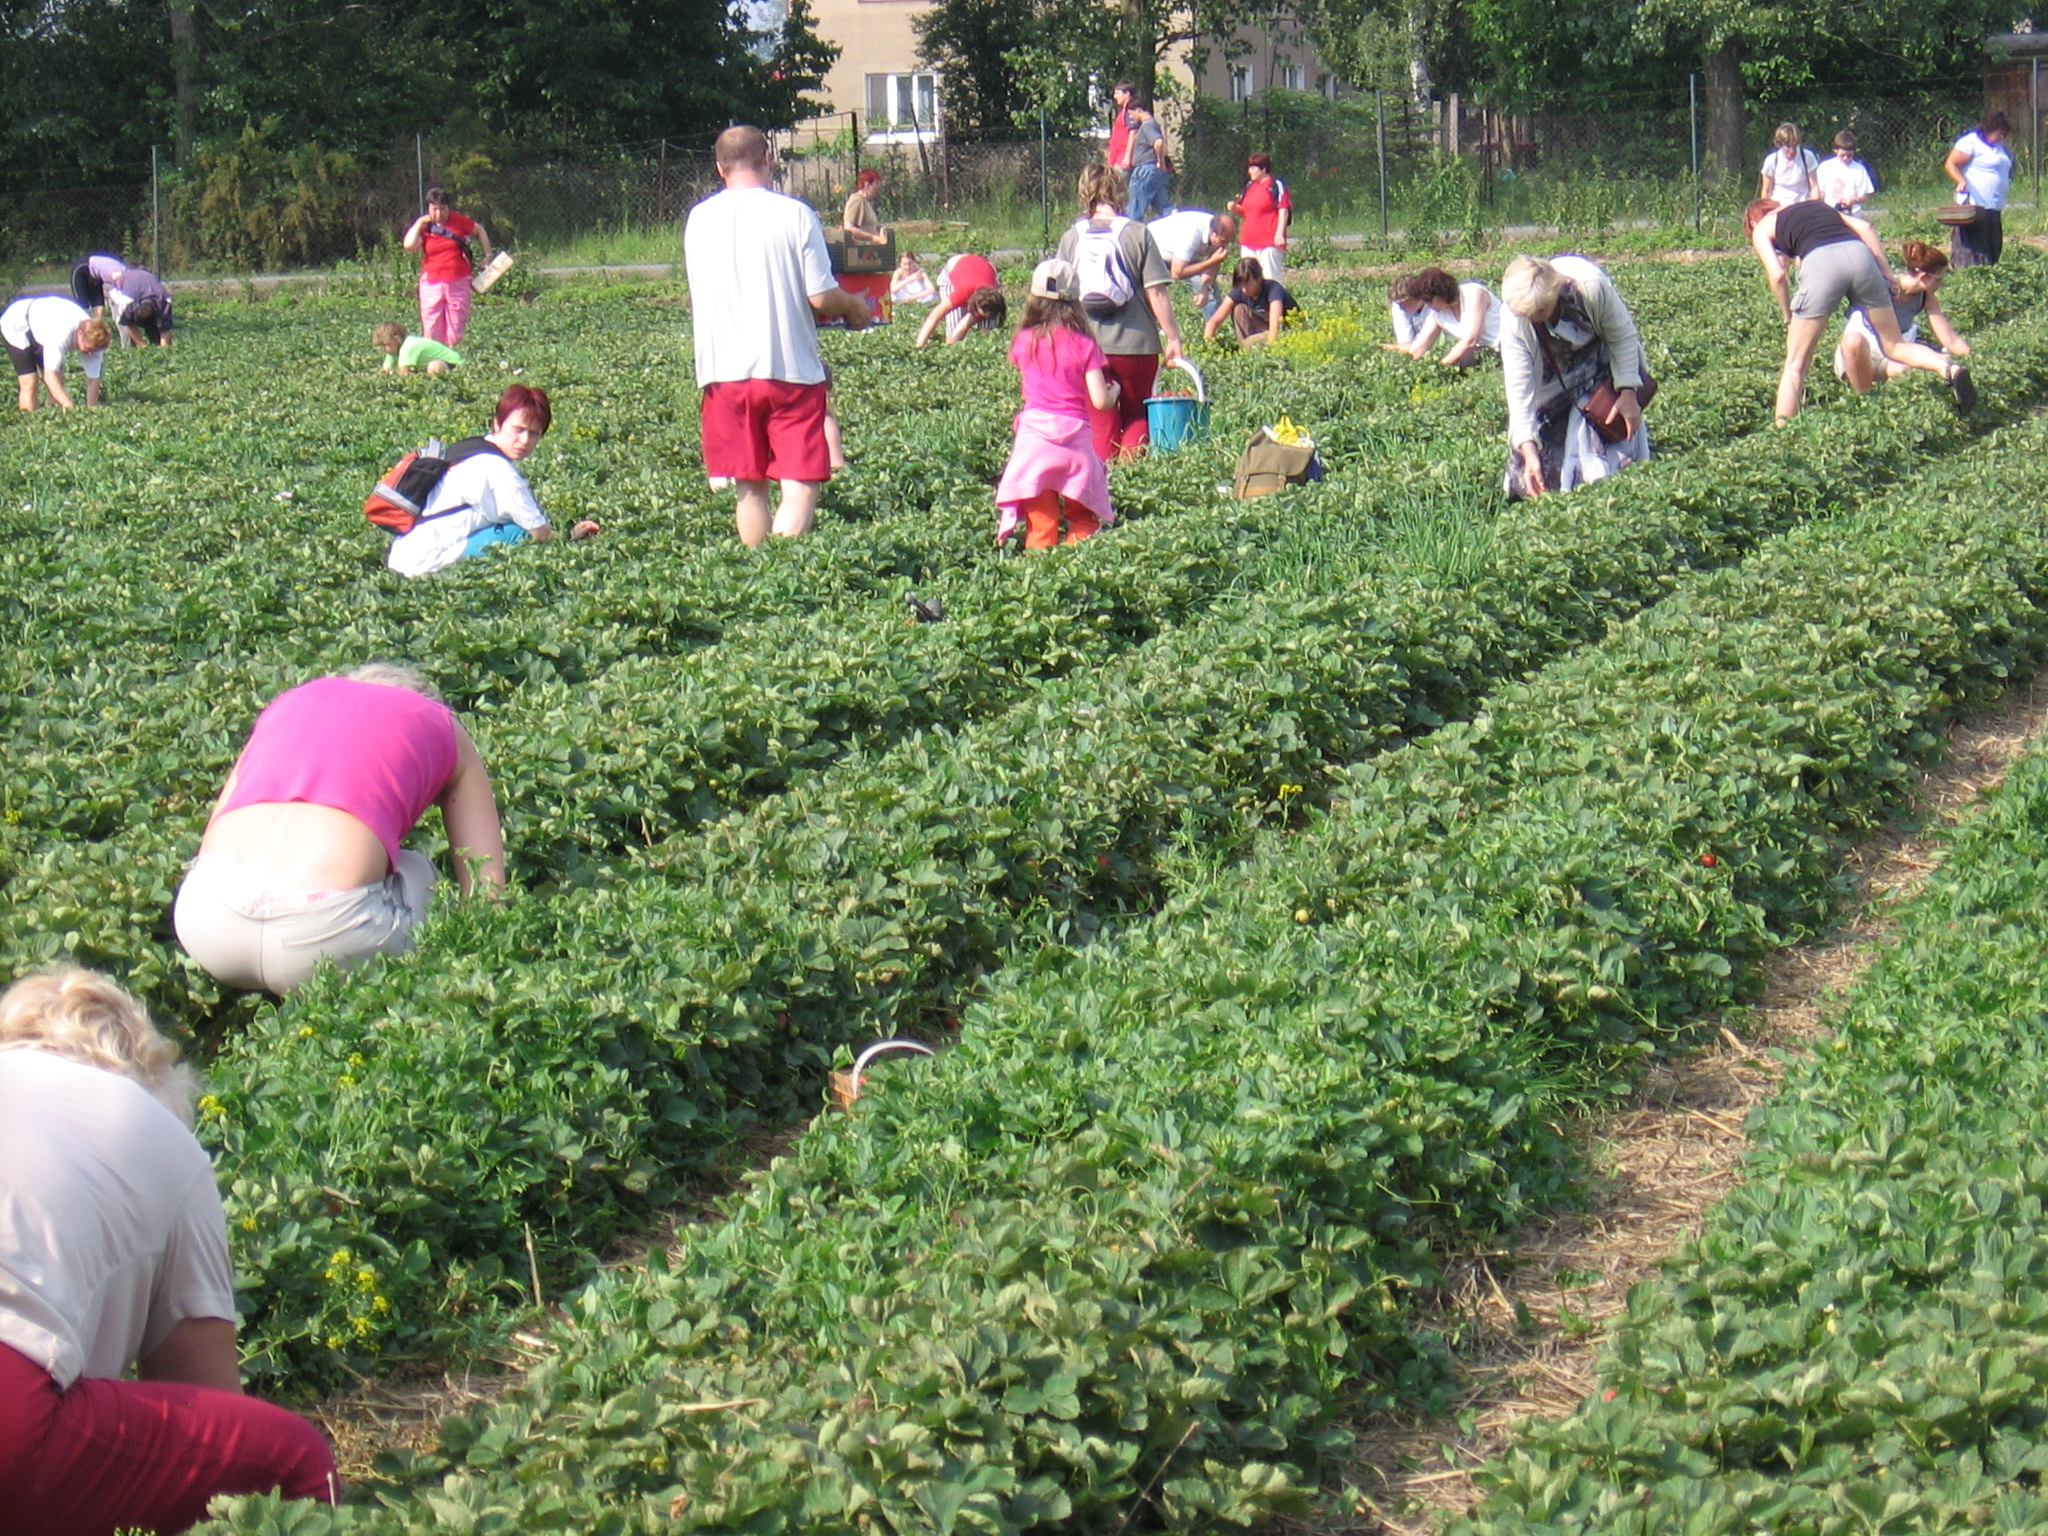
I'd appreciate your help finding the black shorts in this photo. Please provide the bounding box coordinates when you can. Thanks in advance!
[4,333,39,379]
[70,258,105,309]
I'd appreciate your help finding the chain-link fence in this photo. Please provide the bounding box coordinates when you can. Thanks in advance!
[4,80,2035,280]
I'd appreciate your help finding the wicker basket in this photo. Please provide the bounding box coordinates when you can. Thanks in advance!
[828,1038,935,1108]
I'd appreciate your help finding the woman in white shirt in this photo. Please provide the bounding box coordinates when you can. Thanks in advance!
[1758,123,1820,207]
[385,384,600,577]
[0,969,337,1532]
[2,296,109,411]
[1945,112,2014,268]
[1384,266,1499,367]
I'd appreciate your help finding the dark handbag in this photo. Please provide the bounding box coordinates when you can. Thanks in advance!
[1934,203,1981,226]
[1584,373,1656,444]
[1534,319,1655,445]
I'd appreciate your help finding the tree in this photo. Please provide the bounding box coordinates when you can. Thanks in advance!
[915,0,1267,138]
[2,0,835,193]
[1631,0,2008,183]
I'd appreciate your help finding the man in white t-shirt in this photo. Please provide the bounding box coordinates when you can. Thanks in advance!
[2,295,109,411]
[1147,209,1236,317]
[683,125,872,546]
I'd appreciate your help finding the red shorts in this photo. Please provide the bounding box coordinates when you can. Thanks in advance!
[0,1342,337,1536]
[700,379,832,483]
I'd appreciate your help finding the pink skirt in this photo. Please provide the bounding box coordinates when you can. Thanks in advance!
[994,409,1113,540]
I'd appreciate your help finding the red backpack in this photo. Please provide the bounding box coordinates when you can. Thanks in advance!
[365,437,505,535]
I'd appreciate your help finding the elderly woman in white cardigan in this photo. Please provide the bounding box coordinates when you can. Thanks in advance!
[1499,254,1650,500]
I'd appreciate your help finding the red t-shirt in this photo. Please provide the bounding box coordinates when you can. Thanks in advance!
[1106,108,1130,168]
[420,212,478,283]
[1238,177,1291,248]
[941,253,999,314]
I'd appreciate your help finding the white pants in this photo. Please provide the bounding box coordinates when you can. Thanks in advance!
[1243,245,1284,282]
[174,851,436,993]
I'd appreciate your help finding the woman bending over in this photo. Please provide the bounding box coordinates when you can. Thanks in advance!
[1746,198,1973,422]
[174,663,507,993]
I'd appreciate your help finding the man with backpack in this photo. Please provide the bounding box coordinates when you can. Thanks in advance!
[1055,164,1184,461]
[402,187,491,347]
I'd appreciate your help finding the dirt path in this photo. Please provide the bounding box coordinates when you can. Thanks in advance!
[1306,670,2048,1536]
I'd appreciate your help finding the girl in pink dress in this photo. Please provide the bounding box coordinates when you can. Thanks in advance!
[994,259,1119,548]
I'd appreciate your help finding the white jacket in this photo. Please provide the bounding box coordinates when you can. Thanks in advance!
[1499,255,1644,450]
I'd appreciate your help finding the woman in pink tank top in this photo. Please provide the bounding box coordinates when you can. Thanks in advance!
[172,664,506,993]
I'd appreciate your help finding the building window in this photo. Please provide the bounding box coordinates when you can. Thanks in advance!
[1319,72,1339,100]
[865,71,940,139]
[1229,65,1252,102]
[1277,61,1305,91]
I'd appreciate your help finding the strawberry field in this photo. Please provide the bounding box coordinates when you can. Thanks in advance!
[8,253,2048,1533]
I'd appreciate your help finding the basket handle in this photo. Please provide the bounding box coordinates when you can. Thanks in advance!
[1165,357,1207,404]
[847,1038,936,1098]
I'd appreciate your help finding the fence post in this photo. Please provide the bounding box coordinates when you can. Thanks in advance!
[2034,57,2041,229]
[657,138,669,224]
[1376,89,1388,242]
[1040,110,1050,250]
[151,144,162,275]
[1689,74,1701,233]
[416,133,426,214]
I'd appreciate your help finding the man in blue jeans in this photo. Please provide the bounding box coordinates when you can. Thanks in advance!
[1125,101,1173,223]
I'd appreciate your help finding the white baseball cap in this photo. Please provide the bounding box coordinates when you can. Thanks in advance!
[1029,258,1078,300]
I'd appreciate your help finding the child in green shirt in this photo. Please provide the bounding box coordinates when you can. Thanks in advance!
[374,321,463,375]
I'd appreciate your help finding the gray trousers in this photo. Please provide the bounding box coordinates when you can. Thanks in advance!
[173,850,436,993]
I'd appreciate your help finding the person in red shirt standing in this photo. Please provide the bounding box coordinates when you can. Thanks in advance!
[1104,81,1134,169]
[1228,153,1291,283]
[402,187,493,347]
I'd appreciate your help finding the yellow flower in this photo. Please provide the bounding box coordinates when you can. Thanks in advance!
[298,1026,317,1039]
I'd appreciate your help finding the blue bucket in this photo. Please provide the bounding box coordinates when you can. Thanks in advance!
[1144,360,1209,453]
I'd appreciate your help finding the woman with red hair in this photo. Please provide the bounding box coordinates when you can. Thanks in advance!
[841,168,887,246]
[385,384,600,577]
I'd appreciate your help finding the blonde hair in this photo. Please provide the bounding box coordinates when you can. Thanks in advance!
[0,969,196,1124]
[1501,255,1567,320]
[373,321,406,351]
[1077,164,1128,214]
[1774,122,1800,150]
[76,317,112,353]
[345,662,443,701]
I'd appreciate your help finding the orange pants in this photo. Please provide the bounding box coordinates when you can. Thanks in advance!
[1020,493,1101,549]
